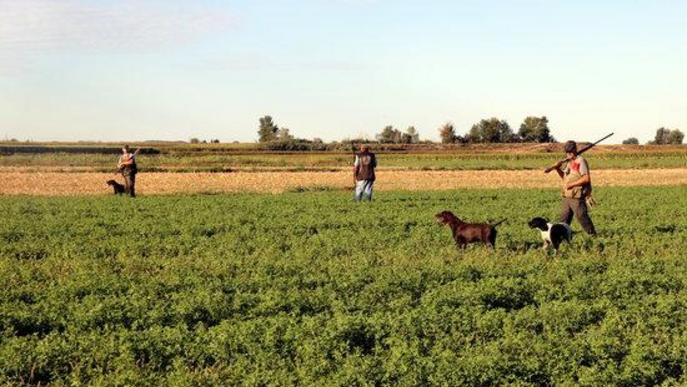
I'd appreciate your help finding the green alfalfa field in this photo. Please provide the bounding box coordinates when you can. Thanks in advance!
[2,186,687,385]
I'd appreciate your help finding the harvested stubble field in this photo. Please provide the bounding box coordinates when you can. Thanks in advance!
[2,187,687,385]
[2,168,687,195]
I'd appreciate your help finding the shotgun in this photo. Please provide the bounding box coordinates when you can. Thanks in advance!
[544,132,614,173]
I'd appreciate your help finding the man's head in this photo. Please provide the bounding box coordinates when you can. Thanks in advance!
[122,145,130,154]
[359,144,369,152]
[563,141,577,158]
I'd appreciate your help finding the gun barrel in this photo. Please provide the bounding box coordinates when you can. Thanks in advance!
[577,132,614,155]
[543,132,614,173]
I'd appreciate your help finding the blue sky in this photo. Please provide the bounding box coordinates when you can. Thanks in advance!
[0,0,685,143]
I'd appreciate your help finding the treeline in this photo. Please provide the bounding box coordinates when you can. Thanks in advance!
[257,115,555,149]
[622,128,684,145]
[256,116,328,150]
[257,115,684,148]
[438,116,554,144]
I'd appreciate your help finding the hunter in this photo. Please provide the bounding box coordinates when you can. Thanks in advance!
[353,144,377,201]
[552,140,597,235]
[117,145,140,197]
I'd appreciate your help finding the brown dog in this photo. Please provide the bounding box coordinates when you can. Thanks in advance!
[107,179,126,195]
[435,210,506,249]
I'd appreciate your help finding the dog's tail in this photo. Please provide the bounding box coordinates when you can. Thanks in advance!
[491,218,507,227]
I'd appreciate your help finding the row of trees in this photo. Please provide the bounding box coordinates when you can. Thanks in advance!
[257,116,326,150]
[257,115,683,146]
[652,127,684,145]
[258,115,553,145]
[622,128,684,145]
[189,138,220,144]
[376,126,420,144]
[439,116,554,144]
[374,116,553,144]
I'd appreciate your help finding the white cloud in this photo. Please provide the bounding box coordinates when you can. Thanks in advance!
[0,0,234,73]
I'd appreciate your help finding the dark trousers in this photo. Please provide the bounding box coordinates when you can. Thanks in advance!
[559,198,596,235]
[123,173,136,197]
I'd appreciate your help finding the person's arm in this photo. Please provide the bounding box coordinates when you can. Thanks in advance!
[353,155,360,183]
[555,168,564,179]
[566,173,590,189]
[116,155,125,174]
[554,160,565,179]
[119,153,136,166]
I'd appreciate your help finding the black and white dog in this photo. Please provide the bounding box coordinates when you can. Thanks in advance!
[528,217,572,250]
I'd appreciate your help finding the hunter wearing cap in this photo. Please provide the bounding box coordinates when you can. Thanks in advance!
[117,145,140,197]
[353,144,377,201]
[552,140,597,235]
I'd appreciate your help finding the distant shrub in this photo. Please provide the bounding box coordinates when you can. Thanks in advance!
[260,139,327,151]
[650,128,684,145]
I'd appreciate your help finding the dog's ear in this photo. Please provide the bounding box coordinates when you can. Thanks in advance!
[529,217,548,230]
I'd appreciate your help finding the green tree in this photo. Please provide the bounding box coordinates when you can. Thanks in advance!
[439,122,456,144]
[277,128,294,141]
[468,118,514,143]
[376,125,403,143]
[518,116,553,143]
[668,129,684,145]
[622,137,639,145]
[653,127,671,145]
[404,126,420,144]
[652,127,684,145]
[258,115,279,142]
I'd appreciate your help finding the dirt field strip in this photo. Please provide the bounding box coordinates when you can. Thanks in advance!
[3,169,687,196]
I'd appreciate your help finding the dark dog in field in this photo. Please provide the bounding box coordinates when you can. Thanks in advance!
[528,217,572,251]
[435,210,506,249]
[106,180,126,195]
